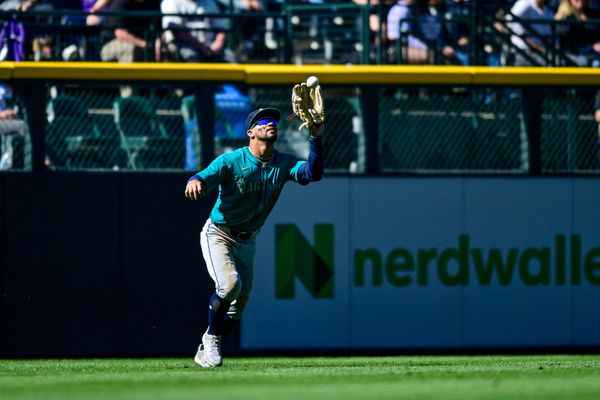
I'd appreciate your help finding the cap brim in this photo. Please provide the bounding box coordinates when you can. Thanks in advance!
[250,108,280,127]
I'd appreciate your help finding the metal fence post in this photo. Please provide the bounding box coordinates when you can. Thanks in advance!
[361,5,370,64]
[521,87,543,174]
[195,83,215,169]
[470,1,479,66]
[360,85,379,173]
[376,0,383,65]
[283,0,292,64]
[21,82,46,172]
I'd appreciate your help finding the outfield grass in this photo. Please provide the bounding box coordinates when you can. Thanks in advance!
[1,355,599,400]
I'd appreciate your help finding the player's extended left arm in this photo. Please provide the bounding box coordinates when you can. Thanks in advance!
[297,135,324,184]
[184,156,226,200]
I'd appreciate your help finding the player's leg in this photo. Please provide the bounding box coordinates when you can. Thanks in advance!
[220,237,256,337]
[196,220,242,367]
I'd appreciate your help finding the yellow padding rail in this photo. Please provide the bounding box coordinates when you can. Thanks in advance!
[0,62,599,86]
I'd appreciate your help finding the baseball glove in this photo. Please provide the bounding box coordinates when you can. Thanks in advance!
[290,83,324,132]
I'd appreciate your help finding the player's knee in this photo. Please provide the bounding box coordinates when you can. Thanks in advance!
[227,295,249,319]
[218,272,242,301]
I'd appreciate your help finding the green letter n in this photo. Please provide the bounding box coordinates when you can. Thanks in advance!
[275,224,334,299]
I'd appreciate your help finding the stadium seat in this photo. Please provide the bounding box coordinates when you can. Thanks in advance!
[46,94,120,168]
[113,95,183,169]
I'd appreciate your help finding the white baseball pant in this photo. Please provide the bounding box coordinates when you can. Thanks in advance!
[200,219,256,319]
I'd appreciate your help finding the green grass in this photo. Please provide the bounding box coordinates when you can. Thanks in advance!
[1,355,599,400]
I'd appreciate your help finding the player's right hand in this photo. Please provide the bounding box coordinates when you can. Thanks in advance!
[185,179,206,200]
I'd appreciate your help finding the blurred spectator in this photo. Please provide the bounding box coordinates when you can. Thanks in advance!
[555,0,600,66]
[444,0,472,64]
[61,0,112,27]
[352,0,396,63]
[0,0,37,11]
[387,0,467,64]
[213,0,261,12]
[86,0,112,25]
[46,0,83,61]
[59,0,113,61]
[212,0,264,62]
[0,17,25,61]
[160,0,228,62]
[0,0,30,61]
[100,0,160,63]
[387,0,428,63]
[421,0,464,64]
[0,84,25,170]
[508,0,555,66]
[2,0,58,61]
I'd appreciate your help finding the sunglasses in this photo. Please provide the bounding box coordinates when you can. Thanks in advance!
[251,118,278,129]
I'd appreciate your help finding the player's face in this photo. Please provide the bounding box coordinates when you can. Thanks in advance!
[251,119,278,143]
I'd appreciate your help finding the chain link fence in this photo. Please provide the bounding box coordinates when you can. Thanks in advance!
[379,86,600,173]
[380,87,523,172]
[541,89,600,172]
[2,82,600,174]
[44,85,186,169]
[3,82,362,172]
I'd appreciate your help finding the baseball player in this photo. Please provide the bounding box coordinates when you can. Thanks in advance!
[185,87,325,367]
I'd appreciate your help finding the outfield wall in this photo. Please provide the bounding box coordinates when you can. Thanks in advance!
[246,177,600,351]
[1,174,599,356]
[0,172,218,357]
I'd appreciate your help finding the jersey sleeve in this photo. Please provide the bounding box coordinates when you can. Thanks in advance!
[289,160,308,184]
[290,136,324,184]
[187,155,229,192]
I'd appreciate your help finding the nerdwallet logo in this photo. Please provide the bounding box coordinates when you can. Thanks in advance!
[274,226,600,297]
[355,234,600,287]
[275,224,334,299]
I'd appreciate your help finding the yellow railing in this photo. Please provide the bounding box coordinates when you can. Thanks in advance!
[2,62,600,86]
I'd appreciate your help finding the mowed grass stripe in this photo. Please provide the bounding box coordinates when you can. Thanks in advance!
[1,355,599,400]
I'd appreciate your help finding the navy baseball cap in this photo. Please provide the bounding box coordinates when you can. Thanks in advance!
[245,107,280,131]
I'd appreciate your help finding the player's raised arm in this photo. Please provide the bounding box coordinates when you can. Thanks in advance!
[296,133,324,184]
[291,77,325,184]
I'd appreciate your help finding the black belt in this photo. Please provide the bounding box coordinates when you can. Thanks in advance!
[214,223,256,239]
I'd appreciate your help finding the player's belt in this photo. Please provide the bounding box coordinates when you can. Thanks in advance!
[214,223,257,240]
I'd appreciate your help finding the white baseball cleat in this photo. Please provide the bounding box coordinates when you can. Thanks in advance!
[202,330,223,367]
[193,344,211,368]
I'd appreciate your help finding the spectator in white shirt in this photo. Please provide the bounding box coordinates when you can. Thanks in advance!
[509,0,555,65]
[161,0,228,62]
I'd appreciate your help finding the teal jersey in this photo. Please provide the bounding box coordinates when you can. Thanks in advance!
[192,147,306,232]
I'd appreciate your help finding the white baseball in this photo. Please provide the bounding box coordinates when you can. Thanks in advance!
[306,76,319,88]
